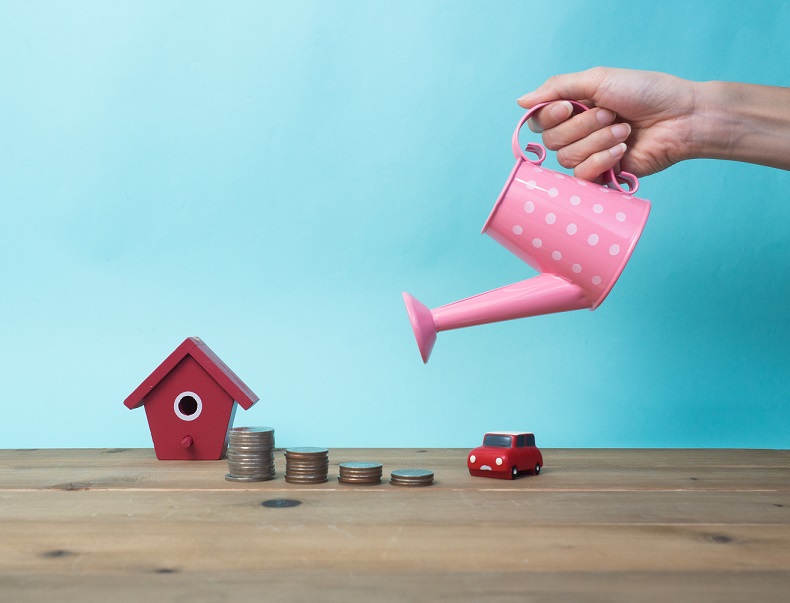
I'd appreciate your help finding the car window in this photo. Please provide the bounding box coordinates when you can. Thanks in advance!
[483,434,512,447]
[526,434,535,447]
[515,435,526,447]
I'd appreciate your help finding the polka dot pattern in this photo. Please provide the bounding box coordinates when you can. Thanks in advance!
[495,162,649,305]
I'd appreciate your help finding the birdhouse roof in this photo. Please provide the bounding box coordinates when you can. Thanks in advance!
[124,337,259,410]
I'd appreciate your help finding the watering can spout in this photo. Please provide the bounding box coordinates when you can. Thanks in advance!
[403,274,591,363]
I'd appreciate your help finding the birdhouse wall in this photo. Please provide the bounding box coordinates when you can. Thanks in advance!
[142,355,236,460]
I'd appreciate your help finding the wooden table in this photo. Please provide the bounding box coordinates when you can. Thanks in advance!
[1,448,789,602]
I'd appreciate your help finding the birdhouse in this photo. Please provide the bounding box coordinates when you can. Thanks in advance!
[124,337,259,460]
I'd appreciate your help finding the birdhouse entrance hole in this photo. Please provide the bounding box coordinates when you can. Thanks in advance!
[174,391,203,421]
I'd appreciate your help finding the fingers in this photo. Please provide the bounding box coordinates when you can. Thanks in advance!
[527,100,573,133]
[538,106,616,145]
[553,120,631,165]
[517,67,608,108]
[573,143,627,182]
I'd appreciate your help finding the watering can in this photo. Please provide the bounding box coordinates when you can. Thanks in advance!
[403,101,651,363]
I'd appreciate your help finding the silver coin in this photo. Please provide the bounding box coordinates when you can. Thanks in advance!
[390,469,434,486]
[230,427,275,434]
[228,467,276,474]
[228,465,276,472]
[338,477,381,485]
[285,447,328,456]
[284,476,329,484]
[285,461,330,469]
[339,462,382,470]
[339,465,382,473]
[225,473,276,482]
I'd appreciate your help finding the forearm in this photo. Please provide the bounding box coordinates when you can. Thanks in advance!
[692,80,790,169]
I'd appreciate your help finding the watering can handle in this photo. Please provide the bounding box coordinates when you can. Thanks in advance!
[512,100,640,195]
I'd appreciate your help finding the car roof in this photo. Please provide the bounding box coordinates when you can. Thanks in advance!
[484,431,534,437]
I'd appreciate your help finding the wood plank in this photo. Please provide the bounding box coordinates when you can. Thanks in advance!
[1,448,789,601]
[3,448,789,492]
[2,571,789,603]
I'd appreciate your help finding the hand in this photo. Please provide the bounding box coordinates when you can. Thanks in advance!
[517,67,699,181]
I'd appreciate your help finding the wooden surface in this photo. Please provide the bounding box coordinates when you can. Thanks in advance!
[1,448,789,602]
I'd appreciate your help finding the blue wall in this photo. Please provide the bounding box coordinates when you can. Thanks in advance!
[1,1,788,449]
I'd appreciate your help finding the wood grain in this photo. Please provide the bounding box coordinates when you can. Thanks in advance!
[1,448,789,602]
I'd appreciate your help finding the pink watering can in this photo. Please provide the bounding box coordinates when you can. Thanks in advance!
[403,101,651,363]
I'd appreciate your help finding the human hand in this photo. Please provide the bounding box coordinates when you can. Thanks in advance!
[517,67,700,182]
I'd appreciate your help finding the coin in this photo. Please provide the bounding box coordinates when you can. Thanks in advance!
[338,461,383,485]
[390,469,434,487]
[225,473,272,483]
[284,447,330,484]
[226,426,276,482]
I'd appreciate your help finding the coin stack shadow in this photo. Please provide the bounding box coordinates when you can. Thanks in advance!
[225,427,276,482]
[284,447,329,484]
[338,462,383,485]
[390,469,434,487]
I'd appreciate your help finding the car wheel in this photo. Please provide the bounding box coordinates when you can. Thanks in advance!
[511,466,518,479]
[534,464,541,475]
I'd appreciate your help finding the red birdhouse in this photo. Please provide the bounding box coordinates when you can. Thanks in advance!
[124,337,259,460]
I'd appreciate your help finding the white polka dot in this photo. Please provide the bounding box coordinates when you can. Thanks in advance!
[572,264,582,273]
[599,185,610,193]
[566,223,577,235]
[554,173,565,179]
[577,180,588,187]
[512,225,523,235]
[588,234,599,246]
[545,212,556,225]
[532,238,542,248]
[524,201,535,214]
[548,188,559,198]
[616,212,626,222]
[593,204,604,214]
[592,276,602,285]
[525,180,537,189]
[551,251,562,261]
[570,195,581,206]
[532,167,543,173]
[621,194,631,199]
[609,244,621,256]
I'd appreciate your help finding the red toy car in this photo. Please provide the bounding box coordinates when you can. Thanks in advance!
[467,432,543,479]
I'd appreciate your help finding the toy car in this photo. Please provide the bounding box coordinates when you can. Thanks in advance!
[467,432,543,479]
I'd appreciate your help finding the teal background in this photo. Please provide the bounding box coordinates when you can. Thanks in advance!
[1,1,788,449]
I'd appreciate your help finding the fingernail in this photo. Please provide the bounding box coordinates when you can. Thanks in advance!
[517,92,535,106]
[550,101,573,120]
[609,143,627,157]
[596,109,616,125]
[611,123,631,140]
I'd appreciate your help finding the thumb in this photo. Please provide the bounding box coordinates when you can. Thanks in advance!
[517,68,605,108]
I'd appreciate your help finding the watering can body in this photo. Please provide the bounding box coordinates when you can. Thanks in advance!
[403,101,651,363]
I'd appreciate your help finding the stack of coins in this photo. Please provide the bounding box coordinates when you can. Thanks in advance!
[390,469,434,487]
[225,427,276,482]
[338,462,383,485]
[284,447,329,484]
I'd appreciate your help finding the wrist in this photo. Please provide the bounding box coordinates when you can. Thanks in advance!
[690,80,790,169]
[689,80,735,162]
